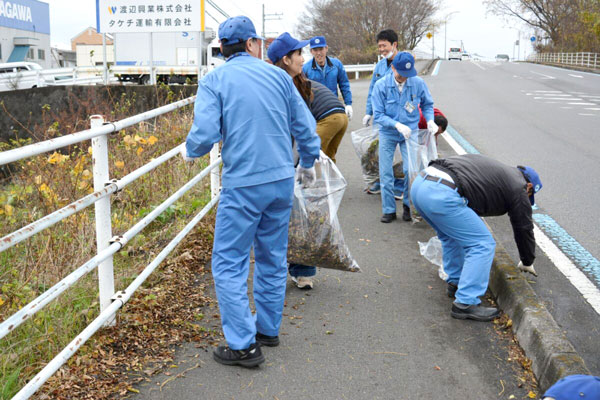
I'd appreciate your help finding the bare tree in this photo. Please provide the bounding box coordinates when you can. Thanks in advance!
[483,0,578,48]
[297,0,439,64]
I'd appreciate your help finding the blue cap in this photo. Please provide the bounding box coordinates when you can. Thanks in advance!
[310,36,327,48]
[218,16,264,45]
[268,32,310,64]
[543,375,600,400]
[392,52,417,77]
[520,165,542,206]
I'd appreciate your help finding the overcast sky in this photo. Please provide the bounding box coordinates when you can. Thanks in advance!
[48,0,535,60]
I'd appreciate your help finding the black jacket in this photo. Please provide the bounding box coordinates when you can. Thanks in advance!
[430,154,535,265]
[308,80,345,121]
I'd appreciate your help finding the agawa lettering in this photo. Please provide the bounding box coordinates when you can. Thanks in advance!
[0,0,33,23]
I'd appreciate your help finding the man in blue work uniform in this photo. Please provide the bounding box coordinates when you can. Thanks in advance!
[302,36,353,121]
[361,29,402,196]
[362,29,399,128]
[183,16,321,367]
[411,154,542,321]
[372,51,437,223]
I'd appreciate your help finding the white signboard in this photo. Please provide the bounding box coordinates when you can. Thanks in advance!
[96,0,201,33]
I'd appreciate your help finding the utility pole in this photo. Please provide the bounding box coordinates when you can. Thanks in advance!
[262,4,282,60]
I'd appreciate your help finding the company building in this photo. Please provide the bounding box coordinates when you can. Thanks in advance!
[0,0,51,68]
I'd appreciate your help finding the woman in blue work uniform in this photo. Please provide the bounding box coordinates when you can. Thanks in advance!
[268,32,349,290]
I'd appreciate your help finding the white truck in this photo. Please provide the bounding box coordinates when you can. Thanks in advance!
[112,30,223,84]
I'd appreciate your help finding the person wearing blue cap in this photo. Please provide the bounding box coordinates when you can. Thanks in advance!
[362,29,406,198]
[410,154,543,321]
[302,36,353,121]
[543,374,600,399]
[183,16,321,367]
[269,32,350,290]
[371,51,436,223]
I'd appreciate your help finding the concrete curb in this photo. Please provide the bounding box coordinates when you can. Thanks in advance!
[489,243,590,391]
[419,58,438,76]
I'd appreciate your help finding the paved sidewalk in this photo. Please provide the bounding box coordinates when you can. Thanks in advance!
[133,80,538,400]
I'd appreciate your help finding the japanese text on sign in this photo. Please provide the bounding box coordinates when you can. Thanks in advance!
[96,0,201,33]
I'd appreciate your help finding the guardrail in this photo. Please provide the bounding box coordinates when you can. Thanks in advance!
[528,52,599,70]
[344,63,377,79]
[0,96,222,399]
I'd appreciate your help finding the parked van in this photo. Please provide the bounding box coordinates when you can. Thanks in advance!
[448,47,462,61]
[0,62,52,92]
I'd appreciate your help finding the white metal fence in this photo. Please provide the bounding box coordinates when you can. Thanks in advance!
[528,52,600,69]
[0,97,222,399]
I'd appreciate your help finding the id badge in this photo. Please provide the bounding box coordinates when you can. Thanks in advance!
[404,101,415,114]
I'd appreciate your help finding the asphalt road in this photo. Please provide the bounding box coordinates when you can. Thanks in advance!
[133,78,538,399]
[426,60,600,374]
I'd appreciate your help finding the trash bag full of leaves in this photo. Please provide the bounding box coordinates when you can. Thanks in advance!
[350,126,404,189]
[287,154,360,272]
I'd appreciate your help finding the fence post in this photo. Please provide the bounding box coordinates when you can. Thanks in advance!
[210,143,220,199]
[90,115,116,326]
[355,71,359,80]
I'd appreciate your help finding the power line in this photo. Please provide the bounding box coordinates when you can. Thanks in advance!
[206,0,230,19]
[261,4,283,60]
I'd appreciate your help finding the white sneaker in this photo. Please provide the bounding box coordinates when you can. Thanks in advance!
[394,194,403,201]
[291,276,313,290]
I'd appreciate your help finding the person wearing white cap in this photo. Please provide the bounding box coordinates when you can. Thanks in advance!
[183,16,321,367]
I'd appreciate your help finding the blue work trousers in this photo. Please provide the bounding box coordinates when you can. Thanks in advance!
[211,177,294,350]
[288,264,317,277]
[410,175,496,305]
[379,134,410,214]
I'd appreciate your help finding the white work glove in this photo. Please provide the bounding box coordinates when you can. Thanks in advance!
[427,120,439,136]
[296,165,316,188]
[362,114,372,127]
[395,122,412,139]
[179,143,195,162]
[518,261,537,277]
[345,105,353,121]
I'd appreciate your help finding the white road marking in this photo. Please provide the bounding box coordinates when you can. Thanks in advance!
[442,129,600,317]
[569,74,584,78]
[585,108,600,111]
[560,107,573,109]
[578,113,596,116]
[533,226,600,315]
[533,97,581,101]
[535,94,572,97]
[530,71,556,79]
[569,102,597,105]
[440,131,467,155]
[473,62,486,71]
[533,90,562,92]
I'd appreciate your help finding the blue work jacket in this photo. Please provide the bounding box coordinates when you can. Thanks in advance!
[302,56,352,105]
[372,73,434,137]
[186,52,321,188]
[366,57,394,115]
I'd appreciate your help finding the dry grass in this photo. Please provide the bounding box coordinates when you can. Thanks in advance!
[0,85,215,398]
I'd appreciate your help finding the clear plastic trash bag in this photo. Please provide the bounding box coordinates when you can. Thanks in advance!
[418,236,448,280]
[406,129,438,188]
[350,126,404,189]
[288,153,360,272]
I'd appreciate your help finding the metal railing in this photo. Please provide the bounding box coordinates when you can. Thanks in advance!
[344,63,377,79]
[528,52,599,69]
[0,97,222,399]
